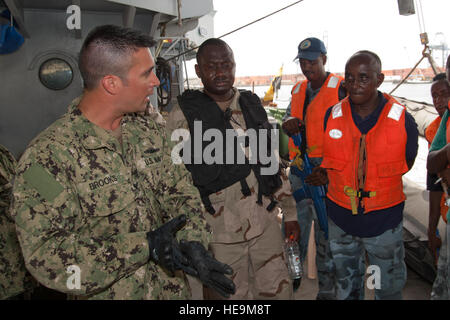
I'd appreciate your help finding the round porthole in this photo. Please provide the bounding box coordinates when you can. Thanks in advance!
[39,58,73,90]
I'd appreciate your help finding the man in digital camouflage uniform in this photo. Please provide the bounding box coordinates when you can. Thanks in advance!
[11,25,234,300]
[0,144,33,299]
[167,38,300,299]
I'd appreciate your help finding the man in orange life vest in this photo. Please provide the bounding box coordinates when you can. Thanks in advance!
[311,51,419,299]
[427,54,450,300]
[281,37,345,299]
[425,73,450,266]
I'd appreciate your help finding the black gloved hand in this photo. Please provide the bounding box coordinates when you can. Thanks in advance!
[178,240,236,298]
[147,214,188,274]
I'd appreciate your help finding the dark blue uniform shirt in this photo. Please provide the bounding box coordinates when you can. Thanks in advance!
[323,91,419,237]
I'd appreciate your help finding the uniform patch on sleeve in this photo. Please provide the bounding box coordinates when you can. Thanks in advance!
[387,103,404,121]
[23,164,64,202]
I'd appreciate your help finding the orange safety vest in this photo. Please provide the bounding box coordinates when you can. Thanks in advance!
[425,116,442,148]
[321,93,409,214]
[426,115,450,147]
[288,73,344,159]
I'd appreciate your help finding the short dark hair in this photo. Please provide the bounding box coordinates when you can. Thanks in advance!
[347,50,382,73]
[79,25,156,90]
[432,73,447,82]
[196,38,232,63]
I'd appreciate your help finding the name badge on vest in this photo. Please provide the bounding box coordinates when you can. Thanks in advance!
[329,129,343,139]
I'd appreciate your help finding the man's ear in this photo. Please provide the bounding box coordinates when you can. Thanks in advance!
[377,73,385,87]
[195,64,201,79]
[101,75,122,95]
[321,54,327,66]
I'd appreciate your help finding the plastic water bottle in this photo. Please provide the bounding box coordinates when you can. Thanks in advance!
[285,235,303,280]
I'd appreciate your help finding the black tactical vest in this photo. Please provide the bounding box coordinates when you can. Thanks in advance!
[178,89,281,213]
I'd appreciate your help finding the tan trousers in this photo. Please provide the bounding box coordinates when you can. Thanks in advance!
[207,221,293,300]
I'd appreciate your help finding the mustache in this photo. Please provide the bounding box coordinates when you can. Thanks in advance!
[213,76,230,82]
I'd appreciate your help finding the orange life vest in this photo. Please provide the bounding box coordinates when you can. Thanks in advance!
[321,93,409,214]
[425,116,442,148]
[288,73,344,159]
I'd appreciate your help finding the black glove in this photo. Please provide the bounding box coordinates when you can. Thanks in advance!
[178,240,236,298]
[147,214,188,274]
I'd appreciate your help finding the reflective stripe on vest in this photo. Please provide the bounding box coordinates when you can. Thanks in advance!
[288,74,344,159]
[292,82,302,95]
[321,93,408,213]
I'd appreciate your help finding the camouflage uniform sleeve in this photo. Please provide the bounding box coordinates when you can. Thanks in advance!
[156,123,211,248]
[0,145,31,299]
[274,167,298,222]
[11,143,150,296]
[145,102,166,126]
[161,102,211,246]
[0,145,15,210]
[166,102,189,133]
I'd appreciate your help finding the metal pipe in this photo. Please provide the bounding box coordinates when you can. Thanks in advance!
[177,0,182,27]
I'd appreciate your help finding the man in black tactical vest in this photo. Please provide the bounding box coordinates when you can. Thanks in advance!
[167,38,300,299]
